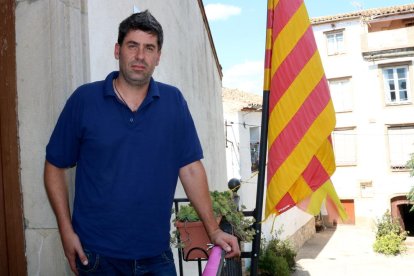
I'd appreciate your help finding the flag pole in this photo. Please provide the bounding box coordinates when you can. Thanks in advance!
[250,89,270,276]
[250,2,272,274]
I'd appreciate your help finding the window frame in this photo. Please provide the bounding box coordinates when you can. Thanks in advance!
[387,125,414,171]
[328,76,353,113]
[332,127,357,166]
[249,126,260,173]
[325,29,345,56]
[379,62,413,106]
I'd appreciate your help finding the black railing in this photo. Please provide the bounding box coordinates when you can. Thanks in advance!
[174,179,255,276]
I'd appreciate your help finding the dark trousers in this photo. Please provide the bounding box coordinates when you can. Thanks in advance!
[76,248,177,276]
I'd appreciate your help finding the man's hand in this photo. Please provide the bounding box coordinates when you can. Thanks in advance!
[179,161,241,258]
[44,161,88,275]
[209,229,240,258]
[60,228,88,275]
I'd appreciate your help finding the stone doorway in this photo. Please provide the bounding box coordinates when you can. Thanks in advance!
[391,195,414,236]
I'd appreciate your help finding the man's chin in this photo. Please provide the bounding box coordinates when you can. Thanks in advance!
[130,77,151,87]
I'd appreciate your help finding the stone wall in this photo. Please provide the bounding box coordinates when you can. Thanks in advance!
[16,0,88,274]
[287,217,316,251]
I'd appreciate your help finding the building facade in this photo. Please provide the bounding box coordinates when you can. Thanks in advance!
[312,4,414,231]
[2,1,227,274]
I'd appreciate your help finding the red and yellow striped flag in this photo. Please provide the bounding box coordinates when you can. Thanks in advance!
[264,0,347,220]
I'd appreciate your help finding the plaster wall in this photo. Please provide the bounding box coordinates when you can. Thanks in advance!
[362,26,414,52]
[16,0,226,274]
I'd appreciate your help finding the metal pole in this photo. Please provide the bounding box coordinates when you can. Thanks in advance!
[174,200,185,276]
[250,91,270,276]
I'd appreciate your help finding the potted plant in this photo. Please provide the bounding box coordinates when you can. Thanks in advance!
[173,190,255,260]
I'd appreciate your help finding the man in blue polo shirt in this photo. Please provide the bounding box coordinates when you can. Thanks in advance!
[44,10,239,275]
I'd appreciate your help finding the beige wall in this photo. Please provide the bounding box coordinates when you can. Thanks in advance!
[16,0,226,274]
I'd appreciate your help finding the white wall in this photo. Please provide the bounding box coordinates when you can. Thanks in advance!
[16,0,226,274]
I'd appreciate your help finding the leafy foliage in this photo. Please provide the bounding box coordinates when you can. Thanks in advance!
[406,152,414,177]
[373,232,406,255]
[406,154,414,212]
[174,190,255,242]
[175,205,199,222]
[407,186,414,212]
[259,233,296,275]
[373,210,407,255]
[375,210,403,239]
[210,190,255,242]
[258,251,290,276]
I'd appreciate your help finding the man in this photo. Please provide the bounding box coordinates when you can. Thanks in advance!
[44,10,239,275]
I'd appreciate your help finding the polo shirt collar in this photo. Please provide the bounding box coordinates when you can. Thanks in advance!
[103,71,161,99]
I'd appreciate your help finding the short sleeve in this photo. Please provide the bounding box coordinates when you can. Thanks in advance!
[46,91,82,168]
[178,99,203,168]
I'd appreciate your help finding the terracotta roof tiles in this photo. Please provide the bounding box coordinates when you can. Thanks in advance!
[310,4,414,24]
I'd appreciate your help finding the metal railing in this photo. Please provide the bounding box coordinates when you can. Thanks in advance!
[173,181,254,275]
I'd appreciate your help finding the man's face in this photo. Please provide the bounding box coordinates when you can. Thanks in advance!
[114,30,161,86]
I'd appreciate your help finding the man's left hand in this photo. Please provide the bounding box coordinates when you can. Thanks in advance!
[209,229,240,258]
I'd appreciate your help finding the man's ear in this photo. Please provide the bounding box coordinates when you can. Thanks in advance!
[155,50,161,66]
[114,43,120,60]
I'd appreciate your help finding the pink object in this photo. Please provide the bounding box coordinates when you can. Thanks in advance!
[202,246,223,276]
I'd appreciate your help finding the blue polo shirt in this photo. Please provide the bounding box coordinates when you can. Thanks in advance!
[46,71,203,259]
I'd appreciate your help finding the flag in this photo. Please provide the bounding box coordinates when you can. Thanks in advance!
[264,0,347,220]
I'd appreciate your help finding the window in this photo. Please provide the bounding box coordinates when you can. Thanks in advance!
[329,78,353,112]
[326,31,344,55]
[332,128,356,166]
[388,126,414,170]
[250,127,260,172]
[383,66,410,104]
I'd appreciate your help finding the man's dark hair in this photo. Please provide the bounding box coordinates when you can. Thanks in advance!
[118,10,164,49]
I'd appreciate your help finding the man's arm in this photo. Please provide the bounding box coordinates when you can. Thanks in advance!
[44,160,88,275]
[179,160,240,258]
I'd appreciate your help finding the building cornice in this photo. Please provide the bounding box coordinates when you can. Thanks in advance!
[197,0,223,79]
[311,4,414,24]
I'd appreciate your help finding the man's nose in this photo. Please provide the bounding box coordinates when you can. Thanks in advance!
[134,47,145,60]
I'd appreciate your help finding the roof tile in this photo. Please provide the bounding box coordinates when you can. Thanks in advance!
[310,4,414,24]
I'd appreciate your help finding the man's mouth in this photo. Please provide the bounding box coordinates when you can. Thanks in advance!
[131,63,146,70]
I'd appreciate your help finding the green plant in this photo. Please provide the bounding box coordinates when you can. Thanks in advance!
[406,154,414,212]
[210,190,255,242]
[175,204,200,222]
[267,238,296,270]
[259,232,296,275]
[373,232,406,255]
[373,210,407,255]
[408,186,414,212]
[174,190,255,242]
[406,152,414,176]
[375,211,403,239]
[258,250,290,276]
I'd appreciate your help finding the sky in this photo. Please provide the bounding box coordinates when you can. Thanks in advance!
[202,0,414,94]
